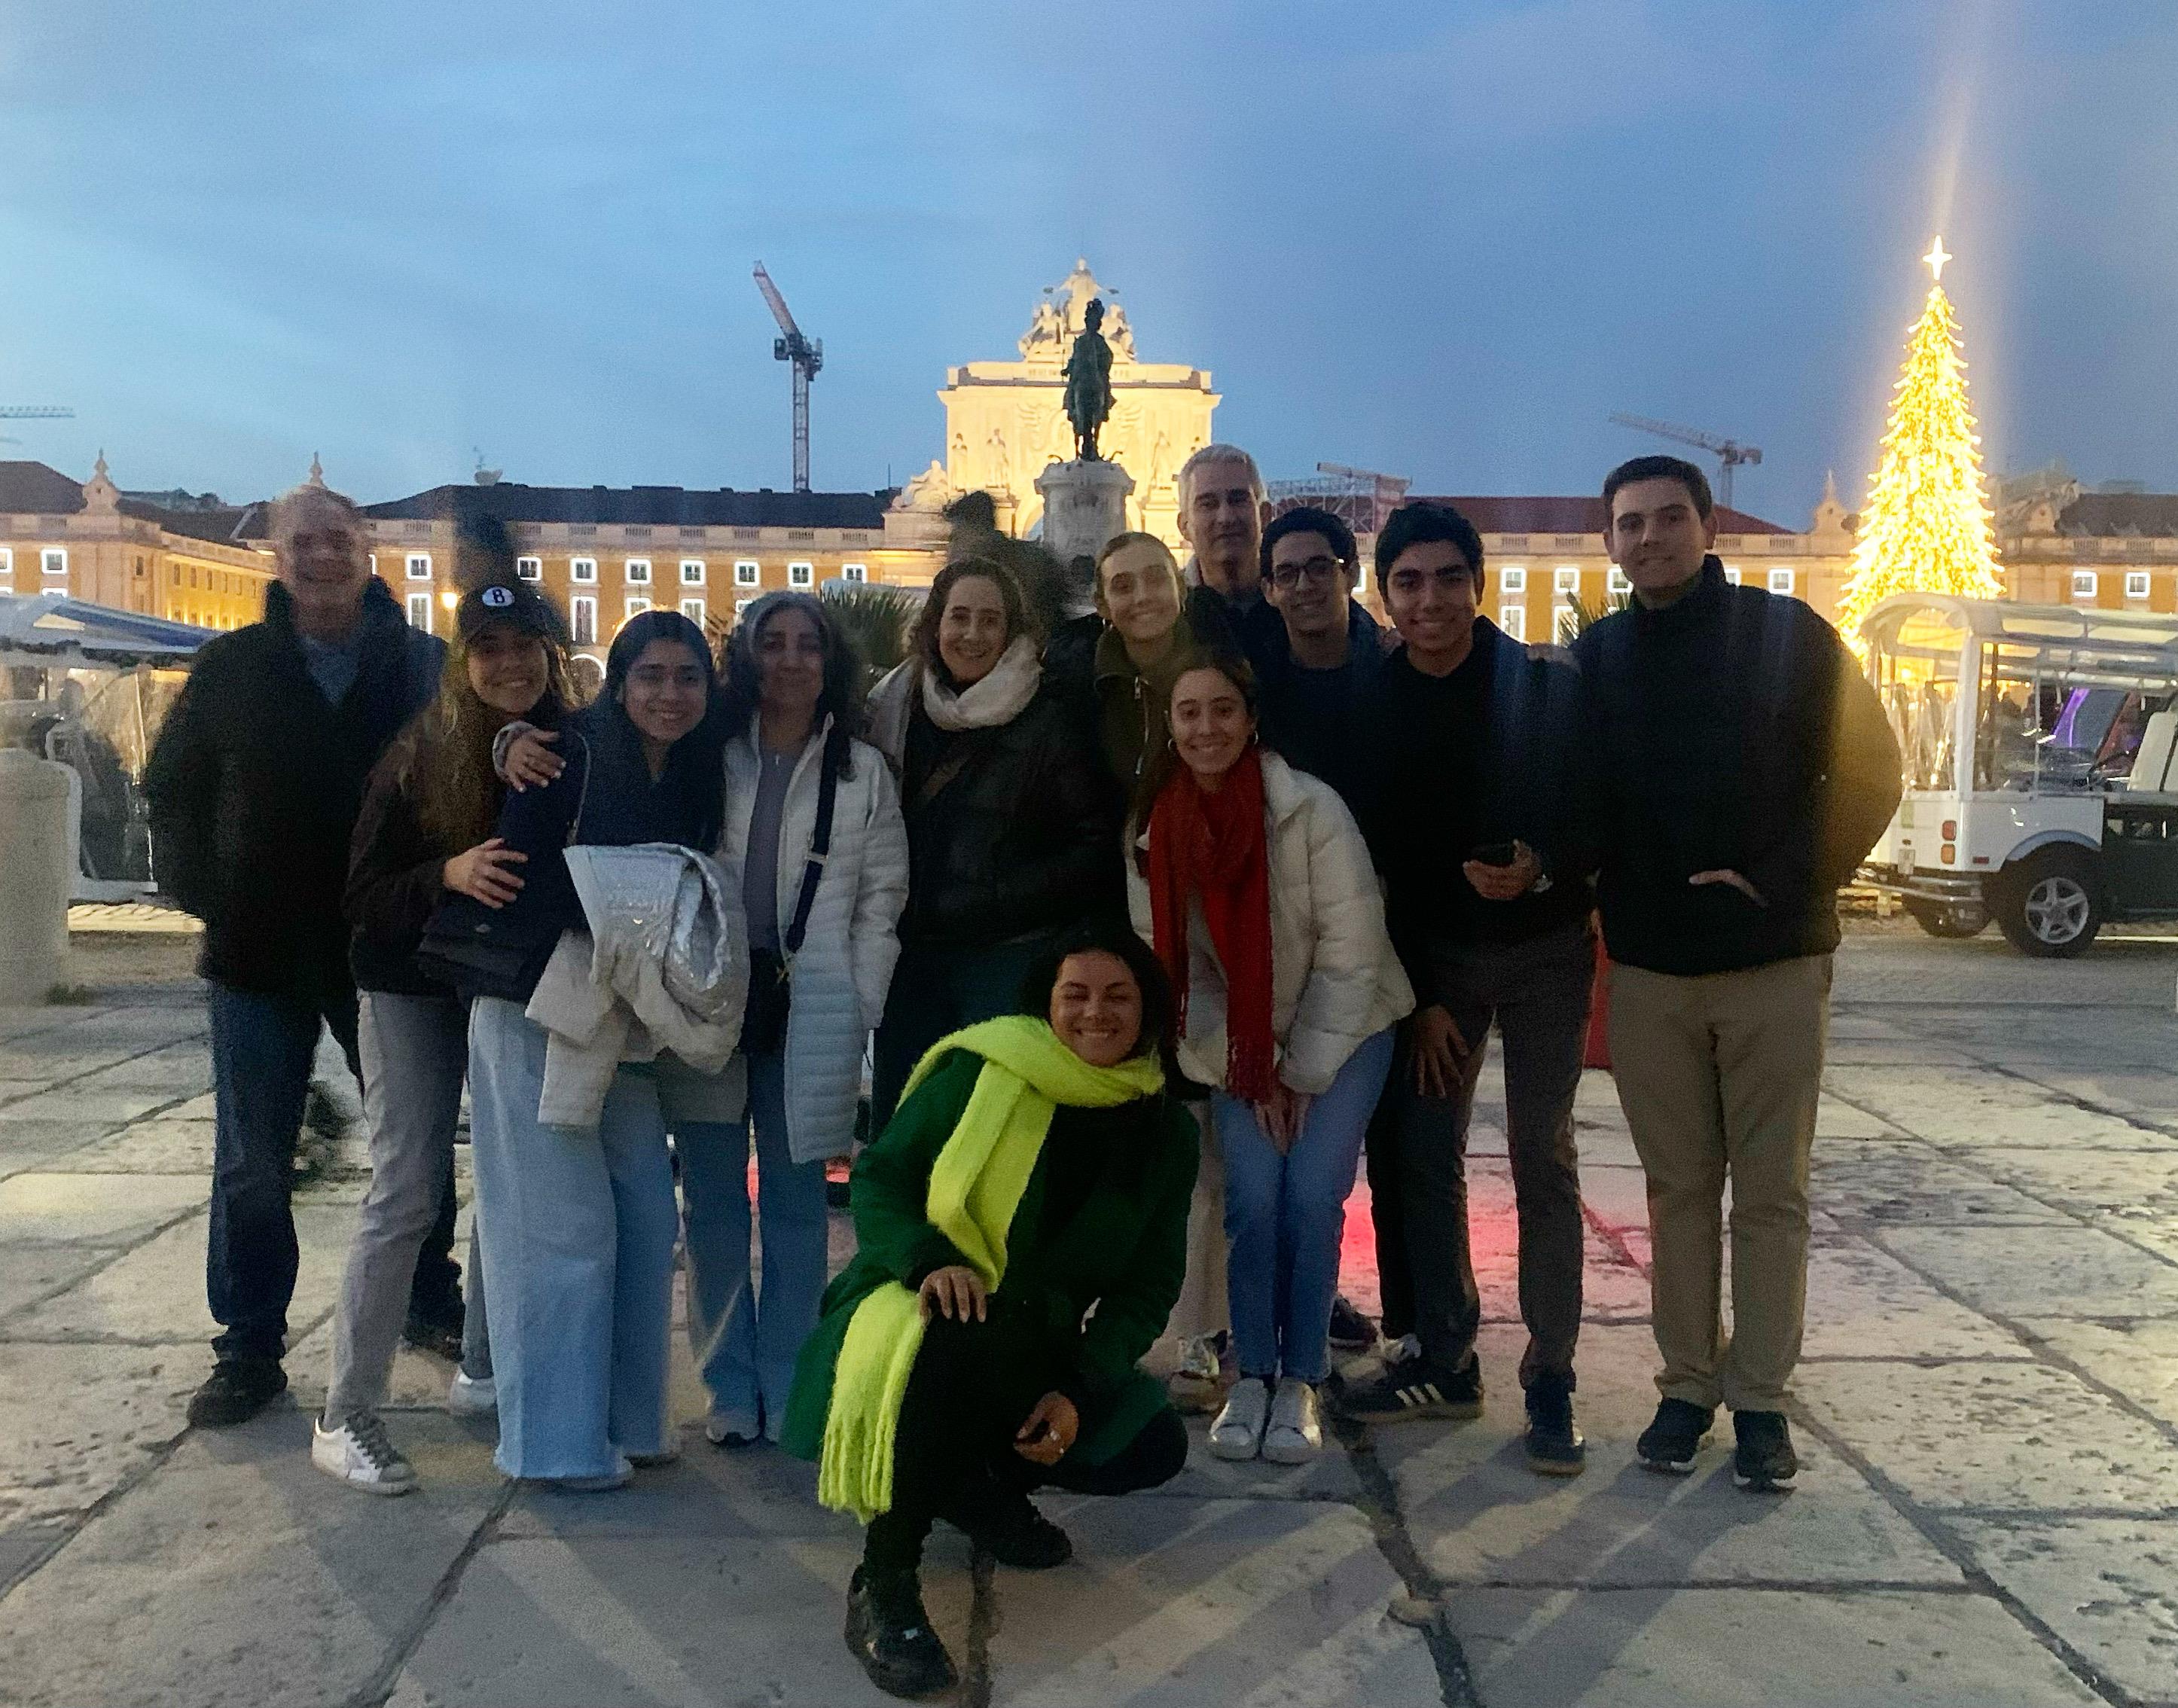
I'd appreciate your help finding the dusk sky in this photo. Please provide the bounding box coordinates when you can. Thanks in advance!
[1,2,2170,526]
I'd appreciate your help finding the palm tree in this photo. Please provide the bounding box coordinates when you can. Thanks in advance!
[821,584,922,694]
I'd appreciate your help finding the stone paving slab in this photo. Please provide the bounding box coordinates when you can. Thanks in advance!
[1443,1584,2109,1706]
[0,1411,503,1708]
[1799,1237,2036,1362]
[391,1530,969,1708]
[1943,1514,2178,1704]
[0,1118,126,1182]
[0,1340,195,1532]
[1797,1359,2178,1513]
[1827,1068,2178,1152]
[1878,1222,2178,1321]
[0,1243,111,1320]
[41,1115,218,1173]
[985,1495,1438,1708]
[2012,1316,2178,1432]
[0,1170,209,1246]
[1812,1139,2074,1228]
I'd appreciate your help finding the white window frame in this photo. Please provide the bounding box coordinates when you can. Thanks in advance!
[41,547,68,580]
[788,560,814,588]
[368,552,378,575]
[624,557,651,585]
[1607,567,1631,596]
[2073,569,2099,599]
[2125,569,2151,600]
[624,594,651,622]
[1768,568,1796,596]
[1722,565,1743,585]
[734,597,754,618]
[680,596,706,625]
[569,595,597,645]
[1497,603,1526,640]
[1553,565,1580,595]
[405,552,432,581]
[0,547,12,586]
[516,555,543,582]
[1498,566,1526,594]
[734,560,761,587]
[405,592,433,632]
[841,562,867,584]
[680,558,706,586]
[571,556,598,584]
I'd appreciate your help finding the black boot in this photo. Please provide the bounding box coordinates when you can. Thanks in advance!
[1522,1370,1586,1477]
[845,1565,956,1700]
[947,1485,1073,1569]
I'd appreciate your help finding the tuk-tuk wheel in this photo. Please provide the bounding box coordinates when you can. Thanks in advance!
[1993,848,2101,958]
[1904,897,1988,939]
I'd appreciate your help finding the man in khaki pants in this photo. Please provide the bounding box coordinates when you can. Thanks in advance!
[1572,455,1900,1490]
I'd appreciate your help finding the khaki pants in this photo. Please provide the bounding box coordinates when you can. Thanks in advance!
[1147,1100,1226,1373]
[1608,955,1831,1413]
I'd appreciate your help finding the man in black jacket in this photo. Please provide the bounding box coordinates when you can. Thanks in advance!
[147,479,447,1427]
[1334,504,1594,1477]
[1575,456,1900,1490]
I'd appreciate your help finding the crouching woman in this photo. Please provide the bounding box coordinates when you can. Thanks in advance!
[781,926,1198,1700]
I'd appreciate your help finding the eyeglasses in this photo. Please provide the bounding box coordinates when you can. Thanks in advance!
[1270,556,1347,589]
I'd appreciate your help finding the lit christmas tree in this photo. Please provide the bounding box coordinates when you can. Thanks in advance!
[1834,238,2007,649]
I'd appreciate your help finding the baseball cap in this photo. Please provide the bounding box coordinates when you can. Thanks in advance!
[456,579,564,644]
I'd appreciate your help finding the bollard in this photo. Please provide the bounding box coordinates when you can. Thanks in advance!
[0,749,74,1003]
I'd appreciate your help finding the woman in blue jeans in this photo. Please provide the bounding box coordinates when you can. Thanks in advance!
[666,593,906,1447]
[456,610,727,1487]
[1128,651,1413,1464]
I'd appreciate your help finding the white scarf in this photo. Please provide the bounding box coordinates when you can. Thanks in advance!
[919,636,1042,732]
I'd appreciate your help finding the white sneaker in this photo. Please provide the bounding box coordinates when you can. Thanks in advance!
[312,1411,416,1496]
[447,1370,496,1416]
[540,1453,633,1493]
[1209,1376,1270,1461]
[705,1409,761,1447]
[1263,1380,1324,1465]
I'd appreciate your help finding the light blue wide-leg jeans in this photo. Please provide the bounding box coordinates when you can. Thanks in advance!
[1214,1027,1397,1385]
[675,1049,829,1441]
[467,997,679,1479]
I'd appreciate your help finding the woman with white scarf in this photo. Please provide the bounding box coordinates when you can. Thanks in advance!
[866,557,1127,1129]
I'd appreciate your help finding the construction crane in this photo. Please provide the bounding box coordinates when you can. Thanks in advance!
[1607,413,1762,508]
[752,264,821,493]
[0,405,72,449]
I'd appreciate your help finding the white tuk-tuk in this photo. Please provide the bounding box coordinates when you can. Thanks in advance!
[1857,592,2178,956]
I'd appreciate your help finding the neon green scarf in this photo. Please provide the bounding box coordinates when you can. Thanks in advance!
[816,1016,1164,1521]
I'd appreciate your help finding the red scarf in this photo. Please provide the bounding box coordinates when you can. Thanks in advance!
[1145,745,1277,1103]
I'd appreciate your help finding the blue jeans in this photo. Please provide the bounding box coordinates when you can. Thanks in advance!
[1213,1028,1396,1385]
[674,1051,828,1440]
[466,997,679,1479]
[206,981,458,1363]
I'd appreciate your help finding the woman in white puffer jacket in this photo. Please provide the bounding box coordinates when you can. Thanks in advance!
[1127,648,1411,1468]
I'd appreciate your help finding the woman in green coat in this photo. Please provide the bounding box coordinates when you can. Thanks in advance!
[782,924,1198,1700]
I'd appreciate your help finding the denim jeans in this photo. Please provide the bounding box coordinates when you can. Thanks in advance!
[871,932,1066,1132]
[1213,1027,1396,1385]
[466,997,679,1479]
[324,992,490,1421]
[206,981,458,1363]
[674,1050,828,1441]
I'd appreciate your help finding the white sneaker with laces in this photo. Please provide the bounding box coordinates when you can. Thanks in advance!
[447,1370,496,1416]
[1263,1380,1323,1465]
[312,1411,416,1496]
[1209,1376,1271,1461]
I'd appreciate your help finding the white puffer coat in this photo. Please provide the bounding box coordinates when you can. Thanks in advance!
[1127,750,1414,1096]
[658,718,908,1163]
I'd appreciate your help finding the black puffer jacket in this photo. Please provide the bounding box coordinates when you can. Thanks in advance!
[146,579,442,997]
[895,687,1124,950]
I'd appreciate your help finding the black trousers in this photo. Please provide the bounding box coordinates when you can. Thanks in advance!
[1363,1083,1414,1341]
[1394,922,1593,1388]
[864,1306,1188,1575]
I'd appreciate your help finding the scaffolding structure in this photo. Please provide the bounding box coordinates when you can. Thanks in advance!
[1265,462,1412,538]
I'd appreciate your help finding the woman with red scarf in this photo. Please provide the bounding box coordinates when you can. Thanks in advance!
[1128,651,1412,1464]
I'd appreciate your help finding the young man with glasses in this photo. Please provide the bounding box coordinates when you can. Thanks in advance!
[1335,503,1594,1477]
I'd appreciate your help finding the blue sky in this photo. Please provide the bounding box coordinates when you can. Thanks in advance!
[1,1,2170,526]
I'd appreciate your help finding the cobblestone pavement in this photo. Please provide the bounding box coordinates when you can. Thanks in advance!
[2,925,2175,1707]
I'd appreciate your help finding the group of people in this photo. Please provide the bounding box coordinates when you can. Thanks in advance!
[145,442,1901,1701]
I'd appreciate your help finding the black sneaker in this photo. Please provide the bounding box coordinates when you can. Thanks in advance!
[1732,1410,1798,1491]
[948,1488,1073,1569]
[187,1358,288,1428]
[402,1307,465,1363]
[1328,1295,1377,1353]
[1523,1371,1585,1477]
[845,1565,957,1700]
[1335,1353,1483,1423]
[1636,1397,1713,1473]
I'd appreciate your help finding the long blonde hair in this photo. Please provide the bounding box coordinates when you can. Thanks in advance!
[396,626,577,852]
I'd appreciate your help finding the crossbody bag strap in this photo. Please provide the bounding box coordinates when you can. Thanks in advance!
[782,729,844,958]
[564,731,593,848]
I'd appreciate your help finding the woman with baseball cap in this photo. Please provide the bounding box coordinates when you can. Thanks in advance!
[313,561,575,1495]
